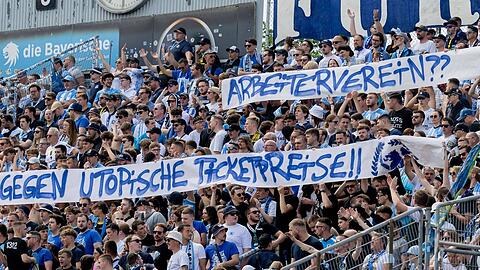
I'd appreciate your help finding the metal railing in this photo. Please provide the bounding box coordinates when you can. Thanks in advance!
[432,195,480,270]
[281,207,427,270]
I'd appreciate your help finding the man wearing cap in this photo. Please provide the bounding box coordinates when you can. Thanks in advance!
[84,150,103,169]
[57,76,77,106]
[433,34,448,52]
[239,38,262,75]
[69,103,89,134]
[16,206,38,232]
[204,224,239,270]
[391,30,414,58]
[444,19,467,49]
[86,123,102,151]
[318,40,342,68]
[458,108,480,132]
[88,67,104,103]
[169,27,194,64]
[195,37,212,64]
[412,25,436,54]
[166,231,189,270]
[100,95,118,130]
[63,55,85,86]
[223,205,251,256]
[224,46,240,73]
[446,89,466,123]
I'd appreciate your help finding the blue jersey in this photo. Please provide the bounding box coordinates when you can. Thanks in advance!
[47,231,62,249]
[76,229,102,255]
[205,241,239,270]
[32,247,53,270]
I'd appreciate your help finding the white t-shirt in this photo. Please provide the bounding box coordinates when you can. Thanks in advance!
[412,40,436,55]
[180,241,206,270]
[319,54,343,68]
[189,130,201,146]
[175,133,192,142]
[442,256,467,270]
[361,252,394,270]
[209,129,227,153]
[224,223,252,256]
[167,250,189,270]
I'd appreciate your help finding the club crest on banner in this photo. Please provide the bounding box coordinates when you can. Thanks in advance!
[371,139,414,176]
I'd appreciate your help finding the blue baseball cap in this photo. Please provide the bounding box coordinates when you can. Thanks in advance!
[457,108,475,122]
[62,75,75,82]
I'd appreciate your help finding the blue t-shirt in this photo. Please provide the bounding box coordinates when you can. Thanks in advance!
[362,108,387,121]
[172,69,193,94]
[193,220,208,235]
[32,247,53,270]
[75,115,90,130]
[47,231,62,249]
[205,241,239,270]
[76,229,102,255]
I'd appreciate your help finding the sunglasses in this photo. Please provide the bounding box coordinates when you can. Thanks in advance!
[235,193,245,197]
[244,44,252,48]
[79,203,89,207]
[250,210,260,214]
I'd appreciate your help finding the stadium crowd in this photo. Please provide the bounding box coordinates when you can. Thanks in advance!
[0,8,479,270]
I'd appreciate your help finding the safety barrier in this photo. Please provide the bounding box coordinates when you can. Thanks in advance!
[281,207,427,270]
[432,195,480,270]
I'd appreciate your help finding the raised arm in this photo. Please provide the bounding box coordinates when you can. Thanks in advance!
[468,76,480,99]
[372,9,385,34]
[120,43,127,67]
[442,144,451,190]
[139,49,158,73]
[96,46,112,71]
[425,86,437,109]
[411,159,435,196]
[347,9,358,36]
[152,51,173,77]
[388,175,409,213]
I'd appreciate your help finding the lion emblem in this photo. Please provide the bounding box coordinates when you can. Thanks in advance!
[3,42,19,68]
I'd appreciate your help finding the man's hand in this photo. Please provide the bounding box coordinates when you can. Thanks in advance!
[347,8,355,19]
[139,48,148,58]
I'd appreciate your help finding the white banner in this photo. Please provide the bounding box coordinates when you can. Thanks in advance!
[221,47,480,109]
[0,136,443,205]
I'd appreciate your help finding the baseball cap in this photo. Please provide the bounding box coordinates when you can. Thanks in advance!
[226,46,240,53]
[62,75,75,82]
[90,67,103,75]
[84,149,99,157]
[87,123,101,131]
[174,27,187,35]
[454,123,469,133]
[414,25,428,32]
[417,92,430,99]
[443,19,458,27]
[226,124,241,131]
[203,49,217,57]
[320,40,333,48]
[433,34,446,42]
[407,245,420,256]
[211,224,228,237]
[38,204,54,214]
[69,103,83,112]
[27,157,41,165]
[223,205,239,216]
[198,37,211,45]
[457,108,475,122]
